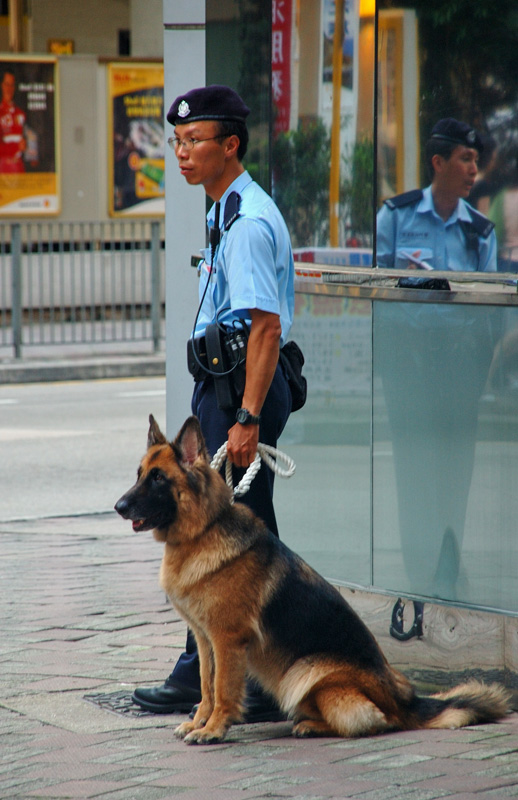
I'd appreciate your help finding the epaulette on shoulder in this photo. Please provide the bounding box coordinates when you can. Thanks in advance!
[224,191,241,231]
[465,205,495,239]
[384,189,423,210]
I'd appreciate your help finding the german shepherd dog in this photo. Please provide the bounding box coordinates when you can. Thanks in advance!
[115,415,511,745]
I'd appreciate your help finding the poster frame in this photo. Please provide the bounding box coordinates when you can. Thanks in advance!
[107,60,165,219]
[0,55,60,217]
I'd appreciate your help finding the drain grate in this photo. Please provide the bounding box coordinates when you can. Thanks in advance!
[83,690,159,717]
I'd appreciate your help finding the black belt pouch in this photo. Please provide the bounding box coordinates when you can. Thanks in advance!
[205,323,235,409]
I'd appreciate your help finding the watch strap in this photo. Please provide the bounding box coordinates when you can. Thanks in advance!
[236,408,261,425]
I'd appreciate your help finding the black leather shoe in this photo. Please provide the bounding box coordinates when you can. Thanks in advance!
[132,680,201,714]
[189,692,288,724]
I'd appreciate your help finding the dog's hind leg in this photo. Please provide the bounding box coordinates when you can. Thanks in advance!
[293,685,390,739]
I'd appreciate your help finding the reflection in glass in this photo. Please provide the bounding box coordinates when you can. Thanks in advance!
[278,292,371,587]
[377,0,518,254]
[272,0,375,252]
[375,0,518,613]
[373,300,518,612]
[206,0,271,191]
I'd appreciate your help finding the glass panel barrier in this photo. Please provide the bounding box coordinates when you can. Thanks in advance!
[272,0,375,256]
[377,0,518,273]
[206,0,271,191]
[281,276,518,616]
[277,289,372,585]
[204,0,518,614]
[373,297,518,612]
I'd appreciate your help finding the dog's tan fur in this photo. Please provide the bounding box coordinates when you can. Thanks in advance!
[115,415,511,744]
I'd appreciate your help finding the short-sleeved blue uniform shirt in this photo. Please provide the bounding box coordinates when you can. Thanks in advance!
[376,186,496,272]
[194,171,294,347]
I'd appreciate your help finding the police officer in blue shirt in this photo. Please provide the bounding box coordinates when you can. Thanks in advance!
[376,119,498,638]
[377,118,496,273]
[132,85,294,721]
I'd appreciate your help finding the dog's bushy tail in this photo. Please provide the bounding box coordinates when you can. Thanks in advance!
[414,680,512,729]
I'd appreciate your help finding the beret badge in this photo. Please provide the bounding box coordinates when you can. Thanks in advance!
[466,130,476,145]
[178,100,190,118]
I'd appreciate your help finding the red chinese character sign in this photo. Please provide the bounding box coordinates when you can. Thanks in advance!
[272,0,292,136]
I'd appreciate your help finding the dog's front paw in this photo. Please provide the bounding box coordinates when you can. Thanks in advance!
[292,719,334,738]
[174,720,196,740]
[184,727,227,745]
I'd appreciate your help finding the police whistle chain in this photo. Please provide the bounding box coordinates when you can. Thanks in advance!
[210,442,296,500]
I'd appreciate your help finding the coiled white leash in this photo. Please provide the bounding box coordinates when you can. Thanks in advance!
[210,442,296,499]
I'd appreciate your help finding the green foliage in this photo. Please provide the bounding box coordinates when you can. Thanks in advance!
[343,136,374,242]
[272,118,333,247]
[273,120,374,247]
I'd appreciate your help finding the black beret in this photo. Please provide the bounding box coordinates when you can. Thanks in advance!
[167,85,250,126]
[430,118,484,152]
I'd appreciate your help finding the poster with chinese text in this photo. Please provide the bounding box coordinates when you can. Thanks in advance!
[0,57,59,216]
[108,62,165,217]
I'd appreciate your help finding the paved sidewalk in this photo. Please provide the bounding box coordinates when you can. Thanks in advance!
[1,512,518,800]
[0,340,165,384]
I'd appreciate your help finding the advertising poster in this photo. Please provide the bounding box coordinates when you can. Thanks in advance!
[108,62,165,217]
[0,57,59,216]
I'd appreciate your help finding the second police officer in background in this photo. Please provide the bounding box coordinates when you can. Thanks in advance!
[376,119,498,639]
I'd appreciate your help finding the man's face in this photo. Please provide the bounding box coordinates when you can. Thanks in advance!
[1,73,16,104]
[434,145,479,198]
[173,120,227,192]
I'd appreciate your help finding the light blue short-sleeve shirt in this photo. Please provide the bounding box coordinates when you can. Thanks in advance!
[376,185,496,272]
[194,171,294,347]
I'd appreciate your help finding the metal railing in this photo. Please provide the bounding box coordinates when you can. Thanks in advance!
[0,220,165,358]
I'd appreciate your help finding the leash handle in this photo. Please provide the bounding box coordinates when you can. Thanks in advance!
[210,442,296,498]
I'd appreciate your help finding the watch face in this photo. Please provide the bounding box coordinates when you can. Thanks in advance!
[236,408,248,424]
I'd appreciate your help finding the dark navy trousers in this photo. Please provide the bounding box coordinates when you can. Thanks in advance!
[169,362,292,691]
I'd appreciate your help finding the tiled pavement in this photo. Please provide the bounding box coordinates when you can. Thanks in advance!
[2,512,518,800]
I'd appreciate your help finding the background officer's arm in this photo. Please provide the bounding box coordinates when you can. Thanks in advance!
[375,204,396,269]
[479,230,497,272]
[226,308,281,468]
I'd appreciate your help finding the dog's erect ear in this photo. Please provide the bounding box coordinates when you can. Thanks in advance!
[148,414,167,448]
[174,416,207,467]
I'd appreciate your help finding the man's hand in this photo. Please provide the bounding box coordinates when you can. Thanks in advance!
[227,421,259,468]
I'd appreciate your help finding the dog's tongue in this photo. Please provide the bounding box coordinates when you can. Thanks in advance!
[132,520,144,532]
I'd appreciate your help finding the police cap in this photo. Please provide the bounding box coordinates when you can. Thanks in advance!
[430,118,484,152]
[167,85,250,126]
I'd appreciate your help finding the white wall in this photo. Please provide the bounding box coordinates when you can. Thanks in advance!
[131,0,163,57]
[58,56,103,221]
[29,0,130,55]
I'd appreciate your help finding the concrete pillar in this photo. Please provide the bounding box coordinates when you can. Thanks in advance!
[163,0,206,437]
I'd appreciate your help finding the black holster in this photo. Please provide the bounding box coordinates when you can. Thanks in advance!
[205,323,235,409]
[187,323,247,410]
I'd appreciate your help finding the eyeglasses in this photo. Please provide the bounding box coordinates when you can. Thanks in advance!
[167,135,226,152]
